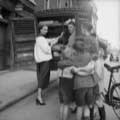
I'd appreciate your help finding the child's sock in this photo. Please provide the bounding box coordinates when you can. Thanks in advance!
[98,106,106,120]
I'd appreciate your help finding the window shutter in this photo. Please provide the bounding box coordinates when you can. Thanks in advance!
[14,19,35,35]
[12,18,36,67]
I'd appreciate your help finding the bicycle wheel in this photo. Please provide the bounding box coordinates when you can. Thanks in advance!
[110,83,120,119]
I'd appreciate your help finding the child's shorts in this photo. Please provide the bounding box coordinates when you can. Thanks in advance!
[59,77,74,104]
[74,86,95,106]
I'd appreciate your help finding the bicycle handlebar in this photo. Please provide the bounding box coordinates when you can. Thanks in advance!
[104,63,120,72]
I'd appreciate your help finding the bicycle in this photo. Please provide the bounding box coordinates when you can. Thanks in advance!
[104,63,120,119]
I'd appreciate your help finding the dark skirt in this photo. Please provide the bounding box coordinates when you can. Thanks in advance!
[36,61,50,89]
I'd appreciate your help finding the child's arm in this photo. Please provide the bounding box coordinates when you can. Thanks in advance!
[71,61,95,76]
[57,59,73,69]
[95,59,105,81]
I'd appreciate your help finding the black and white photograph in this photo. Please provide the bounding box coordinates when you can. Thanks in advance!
[0,0,120,120]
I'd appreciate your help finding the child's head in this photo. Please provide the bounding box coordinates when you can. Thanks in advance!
[84,36,99,54]
[73,36,85,52]
[73,35,99,53]
[84,36,99,60]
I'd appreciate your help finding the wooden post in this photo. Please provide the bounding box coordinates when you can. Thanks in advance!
[10,21,15,70]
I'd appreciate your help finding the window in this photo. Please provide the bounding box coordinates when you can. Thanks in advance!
[65,0,72,8]
[57,0,61,8]
[65,0,69,8]
[70,0,73,7]
[44,0,50,9]
[57,0,72,8]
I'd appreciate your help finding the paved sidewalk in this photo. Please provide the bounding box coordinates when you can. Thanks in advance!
[0,69,59,111]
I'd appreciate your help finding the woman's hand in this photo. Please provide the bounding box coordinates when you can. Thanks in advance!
[49,32,64,47]
[59,32,64,39]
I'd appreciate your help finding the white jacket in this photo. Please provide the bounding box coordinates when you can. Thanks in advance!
[34,36,52,63]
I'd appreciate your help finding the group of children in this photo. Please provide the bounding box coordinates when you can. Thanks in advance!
[57,35,106,120]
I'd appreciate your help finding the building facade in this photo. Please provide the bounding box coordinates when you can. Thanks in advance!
[0,0,36,70]
[35,0,73,11]
[0,0,99,70]
[35,0,97,35]
[35,0,96,10]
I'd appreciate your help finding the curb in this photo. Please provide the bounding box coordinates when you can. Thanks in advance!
[0,79,57,112]
[0,89,37,112]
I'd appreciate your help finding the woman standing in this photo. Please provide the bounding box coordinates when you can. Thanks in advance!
[34,24,60,105]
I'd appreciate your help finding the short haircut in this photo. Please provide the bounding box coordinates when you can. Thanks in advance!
[39,24,47,30]
[74,35,99,54]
